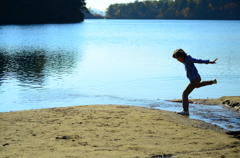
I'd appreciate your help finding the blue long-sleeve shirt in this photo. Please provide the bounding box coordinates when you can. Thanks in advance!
[183,55,209,81]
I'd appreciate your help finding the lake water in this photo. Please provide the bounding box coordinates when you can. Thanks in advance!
[0,20,240,131]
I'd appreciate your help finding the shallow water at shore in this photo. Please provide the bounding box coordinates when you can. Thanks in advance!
[151,100,240,131]
[2,93,239,132]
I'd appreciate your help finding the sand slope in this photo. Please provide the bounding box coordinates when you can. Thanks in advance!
[1,105,240,158]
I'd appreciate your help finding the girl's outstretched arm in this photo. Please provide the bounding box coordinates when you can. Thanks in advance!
[209,58,218,64]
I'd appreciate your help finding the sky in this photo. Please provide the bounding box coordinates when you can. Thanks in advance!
[86,0,137,11]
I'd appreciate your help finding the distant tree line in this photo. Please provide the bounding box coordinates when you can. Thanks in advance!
[84,9,105,19]
[0,0,89,24]
[106,0,240,20]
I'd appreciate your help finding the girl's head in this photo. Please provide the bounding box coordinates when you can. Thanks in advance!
[172,49,187,62]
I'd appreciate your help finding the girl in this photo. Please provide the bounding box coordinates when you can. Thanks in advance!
[172,49,218,115]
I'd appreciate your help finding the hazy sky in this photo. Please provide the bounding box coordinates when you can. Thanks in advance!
[86,0,137,11]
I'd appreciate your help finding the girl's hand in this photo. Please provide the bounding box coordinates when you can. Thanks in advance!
[209,58,218,64]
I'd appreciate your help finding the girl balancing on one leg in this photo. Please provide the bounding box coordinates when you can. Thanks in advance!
[172,49,218,115]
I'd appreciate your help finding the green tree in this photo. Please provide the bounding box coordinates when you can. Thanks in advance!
[105,0,240,20]
[0,0,88,24]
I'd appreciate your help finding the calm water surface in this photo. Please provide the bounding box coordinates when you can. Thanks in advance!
[0,20,240,130]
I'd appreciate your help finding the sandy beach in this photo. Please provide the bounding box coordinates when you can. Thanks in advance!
[1,100,240,158]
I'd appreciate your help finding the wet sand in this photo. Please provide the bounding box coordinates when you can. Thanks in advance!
[1,104,240,158]
[167,96,240,112]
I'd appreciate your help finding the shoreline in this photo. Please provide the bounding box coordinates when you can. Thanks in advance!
[1,104,240,158]
[166,96,240,112]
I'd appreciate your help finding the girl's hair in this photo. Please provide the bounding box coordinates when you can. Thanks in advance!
[172,49,187,58]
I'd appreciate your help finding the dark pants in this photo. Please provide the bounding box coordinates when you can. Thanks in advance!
[182,77,213,111]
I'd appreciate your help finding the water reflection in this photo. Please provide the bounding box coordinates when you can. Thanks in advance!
[0,53,6,86]
[0,48,79,89]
